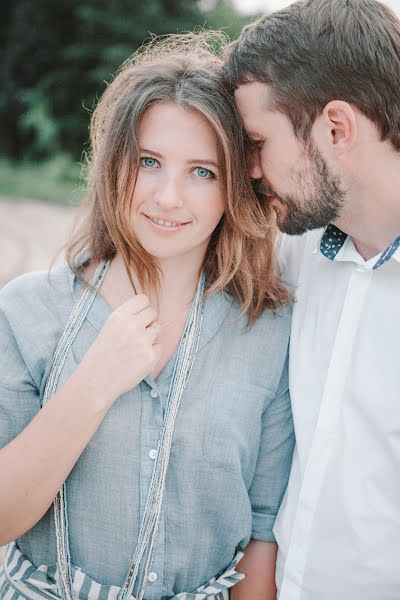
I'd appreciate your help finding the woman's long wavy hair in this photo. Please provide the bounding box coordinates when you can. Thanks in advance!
[66,32,290,325]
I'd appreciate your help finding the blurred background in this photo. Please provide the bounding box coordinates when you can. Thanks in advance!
[1,0,399,284]
[0,0,269,566]
[1,0,400,567]
[0,0,275,286]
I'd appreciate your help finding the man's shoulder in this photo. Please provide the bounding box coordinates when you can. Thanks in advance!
[278,229,322,255]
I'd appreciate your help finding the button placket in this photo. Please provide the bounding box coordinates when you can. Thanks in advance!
[279,269,372,600]
[139,383,163,539]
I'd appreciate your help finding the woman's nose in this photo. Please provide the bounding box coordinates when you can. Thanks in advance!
[155,177,184,210]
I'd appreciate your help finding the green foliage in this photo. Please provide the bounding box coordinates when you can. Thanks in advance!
[204,0,259,40]
[19,88,60,157]
[0,157,82,206]
[0,0,258,199]
[0,0,205,161]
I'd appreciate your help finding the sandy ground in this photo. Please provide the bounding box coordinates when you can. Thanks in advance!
[0,198,78,566]
[0,197,78,287]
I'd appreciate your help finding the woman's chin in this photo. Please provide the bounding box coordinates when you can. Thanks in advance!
[138,242,195,262]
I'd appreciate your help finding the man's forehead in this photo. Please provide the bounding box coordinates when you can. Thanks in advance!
[234,81,272,110]
[234,82,275,136]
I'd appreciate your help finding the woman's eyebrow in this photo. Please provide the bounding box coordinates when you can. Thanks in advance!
[139,148,219,168]
[139,147,163,157]
[187,159,219,167]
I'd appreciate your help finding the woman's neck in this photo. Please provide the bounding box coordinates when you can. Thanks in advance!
[98,251,205,380]
[110,251,203,310]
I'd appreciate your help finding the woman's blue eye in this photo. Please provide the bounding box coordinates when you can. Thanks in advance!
[141,157,158,168]
[195,167,213,179]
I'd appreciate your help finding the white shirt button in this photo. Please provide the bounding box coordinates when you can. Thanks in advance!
[355,266,365,272]
[149,448,157,460]
[147,572,158,583]
[150,389,158,399]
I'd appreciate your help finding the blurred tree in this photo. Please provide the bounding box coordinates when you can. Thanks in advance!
[0,0,257,162]
[0,0,203,160]
[204,0,257,40]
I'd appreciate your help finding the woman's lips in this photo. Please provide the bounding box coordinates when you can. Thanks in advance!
[144,214,190,232]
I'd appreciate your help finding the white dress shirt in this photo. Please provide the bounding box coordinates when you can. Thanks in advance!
[274,226,400,600]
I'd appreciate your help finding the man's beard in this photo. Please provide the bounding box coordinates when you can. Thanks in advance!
[266,146,346,236]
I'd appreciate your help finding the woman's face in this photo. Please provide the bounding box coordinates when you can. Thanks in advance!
[129,102,225,263]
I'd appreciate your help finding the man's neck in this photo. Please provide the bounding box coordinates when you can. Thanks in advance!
[334,217,400,261]
[334,152,400,261]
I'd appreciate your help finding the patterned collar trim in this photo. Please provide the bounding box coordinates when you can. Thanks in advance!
[320,224,400,269]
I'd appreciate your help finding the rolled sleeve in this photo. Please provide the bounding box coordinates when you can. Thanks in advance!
[249,355,295,541]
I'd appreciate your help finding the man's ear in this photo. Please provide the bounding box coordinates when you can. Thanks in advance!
[322,100,357,154]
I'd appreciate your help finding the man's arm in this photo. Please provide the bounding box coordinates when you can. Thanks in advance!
[231,539,277,600]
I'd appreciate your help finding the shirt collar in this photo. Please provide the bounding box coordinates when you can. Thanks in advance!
[69,253,234,350]
[319,224,400,269]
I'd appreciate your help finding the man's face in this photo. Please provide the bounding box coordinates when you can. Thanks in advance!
[235,82,345,235]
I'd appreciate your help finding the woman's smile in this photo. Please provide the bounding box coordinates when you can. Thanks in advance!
[144,213,191,232]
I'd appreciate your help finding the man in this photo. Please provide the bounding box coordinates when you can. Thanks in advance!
[224,1,400,599]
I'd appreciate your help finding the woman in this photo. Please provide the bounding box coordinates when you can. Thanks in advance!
[0,34,293,600]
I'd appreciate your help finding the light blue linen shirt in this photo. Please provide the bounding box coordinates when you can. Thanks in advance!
[0,263,294,599]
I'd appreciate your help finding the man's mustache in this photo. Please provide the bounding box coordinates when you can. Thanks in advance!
[252,178,279,201]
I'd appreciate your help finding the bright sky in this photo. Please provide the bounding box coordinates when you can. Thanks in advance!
[233,0,400,14]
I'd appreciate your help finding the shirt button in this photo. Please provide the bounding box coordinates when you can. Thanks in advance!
[149,448,157,460]
[355,265,365,272]
[147,572,158,583]
[150,389,159,399]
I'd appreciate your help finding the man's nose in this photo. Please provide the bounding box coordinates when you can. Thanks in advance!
[155,176,184,210]
[249,155,263,180]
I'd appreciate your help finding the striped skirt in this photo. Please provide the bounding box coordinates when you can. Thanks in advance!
[0,543,244,600]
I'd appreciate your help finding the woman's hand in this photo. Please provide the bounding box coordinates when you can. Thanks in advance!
[79,294,161,405]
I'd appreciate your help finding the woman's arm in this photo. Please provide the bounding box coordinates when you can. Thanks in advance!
[0,368,112,545]
[231,539,277,600]
[0,294,159,545]
[233,354,294,599]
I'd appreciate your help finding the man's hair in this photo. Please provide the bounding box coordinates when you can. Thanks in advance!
[224,0,400,150]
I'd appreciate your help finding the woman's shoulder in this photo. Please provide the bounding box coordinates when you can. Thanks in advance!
[0,264,73,316]
[226,292,292,339]
[0,265,75,389]
[207,291,291,396]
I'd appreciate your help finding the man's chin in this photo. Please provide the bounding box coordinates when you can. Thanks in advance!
[273,200,336,236]
[272,206,305,236]
[279,222,309,236]
[278,213,325,236]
